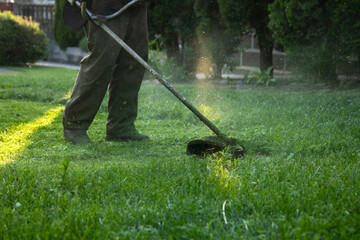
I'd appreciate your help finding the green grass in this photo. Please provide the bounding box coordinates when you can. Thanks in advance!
[0,66,359,239]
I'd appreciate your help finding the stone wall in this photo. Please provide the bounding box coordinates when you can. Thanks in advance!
[235,32,288,71]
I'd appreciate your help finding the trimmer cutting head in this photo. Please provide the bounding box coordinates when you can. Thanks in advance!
[186,136,245,159]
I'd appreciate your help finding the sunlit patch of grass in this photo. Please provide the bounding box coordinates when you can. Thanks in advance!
[208,153,241,197]
[198,103,221,122]
[0,106,63,165]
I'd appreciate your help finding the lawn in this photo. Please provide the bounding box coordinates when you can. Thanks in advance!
[0,66,359,239]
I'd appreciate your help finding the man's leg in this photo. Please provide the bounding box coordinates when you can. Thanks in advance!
[106,3,149,141]
[62,17,129,143]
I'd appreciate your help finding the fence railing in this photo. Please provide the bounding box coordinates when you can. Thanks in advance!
[0,2,13,12]
[13,3,54,39]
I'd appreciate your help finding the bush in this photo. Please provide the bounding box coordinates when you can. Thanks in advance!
[0,11,48,66]
[269,0,360,82]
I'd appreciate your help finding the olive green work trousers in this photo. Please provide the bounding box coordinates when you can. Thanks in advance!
[62,1,148,135]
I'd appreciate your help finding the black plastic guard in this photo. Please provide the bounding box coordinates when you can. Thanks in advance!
[186,136,227,155]
[186,136,244,158]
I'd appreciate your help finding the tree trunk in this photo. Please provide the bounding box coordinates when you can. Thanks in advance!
[163,32,181,65]
[182,37,201,74]
[318,50,338,82]
[358,53,360,74]
[214,64,222,79]
[257,27,274,77]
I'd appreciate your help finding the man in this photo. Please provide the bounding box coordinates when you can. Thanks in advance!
[62,0,149,144]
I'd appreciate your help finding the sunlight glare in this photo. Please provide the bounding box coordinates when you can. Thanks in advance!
[199,103,220,121]
[211,158,240,194]
[0,106,64,165]
[196,56,213,80]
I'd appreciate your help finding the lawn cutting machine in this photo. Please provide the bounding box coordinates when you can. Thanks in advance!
[63,0,245,158]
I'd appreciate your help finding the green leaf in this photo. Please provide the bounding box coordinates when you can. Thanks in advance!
[264,66,273,75]
[61,157,72,171]
[252,68,262,75]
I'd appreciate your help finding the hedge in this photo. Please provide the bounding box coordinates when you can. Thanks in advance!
[0,11,48,66]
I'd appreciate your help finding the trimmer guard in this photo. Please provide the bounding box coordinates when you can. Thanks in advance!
[187,136,244,158]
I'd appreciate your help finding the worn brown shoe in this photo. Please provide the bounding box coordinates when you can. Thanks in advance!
[105,130,149,142]
[63,129,91,144]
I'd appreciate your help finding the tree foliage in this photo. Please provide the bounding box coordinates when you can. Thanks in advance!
[217,0,274,74]
[0,11,48,65]
[194,0,240,78]
[147,0,198,71]
[53,0,84,50]
[333,1,360,57]
[269,0,360,82]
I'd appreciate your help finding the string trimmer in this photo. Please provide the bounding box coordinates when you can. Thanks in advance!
[63,0,245,158]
